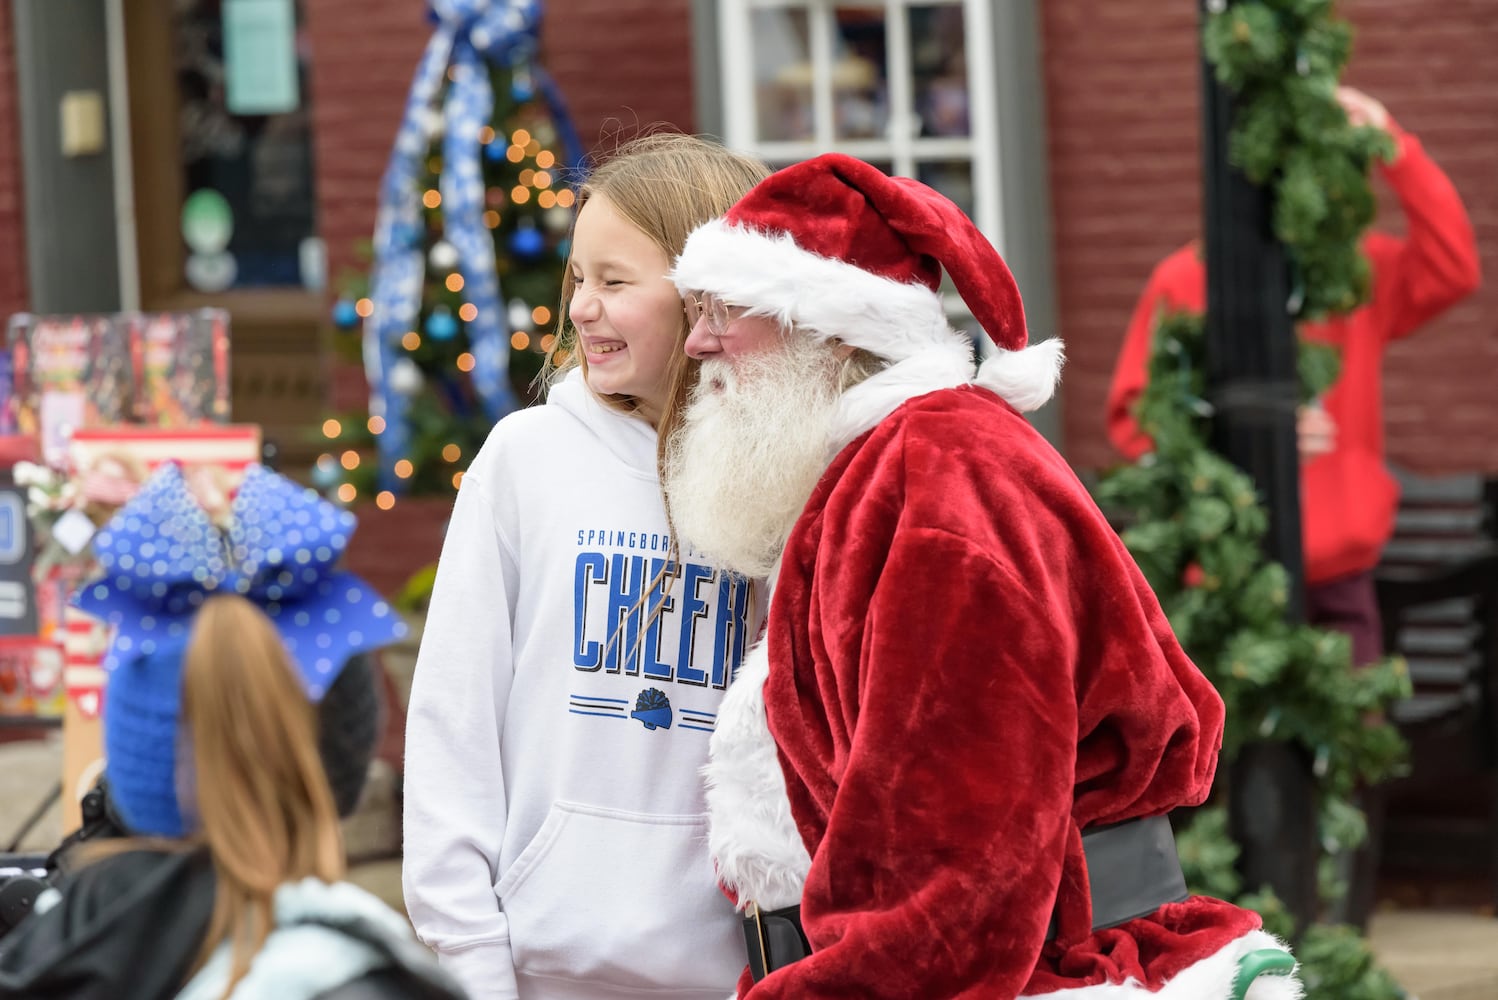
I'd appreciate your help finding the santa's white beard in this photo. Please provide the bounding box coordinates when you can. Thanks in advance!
[665,340,842,579]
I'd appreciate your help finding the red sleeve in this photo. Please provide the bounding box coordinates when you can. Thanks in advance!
[1368,124,1481,341]
[1105,260,1181,461]
[752,528,1078,999]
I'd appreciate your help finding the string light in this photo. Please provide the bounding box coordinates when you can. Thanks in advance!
[452,471,464,490]
[534,171,552,189]
[376,490,396,510]
[445,273,465,292]
[532,306,552,325]
[322,418,341,438]
[483,210,501,228]
[458,303,478,322]
[394,459,414,479]
[538,191,557,209]
[422,189,442,209]
[506,145,525,163]
[355,298,374,317]
[510,332,530,350]
[340,450,361,471]
[368,415,386,434]
[511,186,531,204]
[427,156,442,174]
[540,333,556,352]
[536,150,555,169]
[519,168,536,186]
[337,483,357,503]
[524,139,540,156]
[401,331,421,351]
[479,125,495,144]
[457,352,476,371]
[442,443,462,462]
[511,129,532,146]
[556,189,575,208]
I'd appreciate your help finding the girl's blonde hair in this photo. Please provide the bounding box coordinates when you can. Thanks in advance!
[182,594,346,993]
[544,132,769,462]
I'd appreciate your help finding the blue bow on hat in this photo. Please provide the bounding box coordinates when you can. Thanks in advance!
[75,462,407,695]
[71,463,407,836]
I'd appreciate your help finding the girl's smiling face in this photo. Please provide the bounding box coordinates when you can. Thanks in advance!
[567,192,686,424]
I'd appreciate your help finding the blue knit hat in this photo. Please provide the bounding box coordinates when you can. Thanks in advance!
[73,462,408,837]
[102,637,191,836]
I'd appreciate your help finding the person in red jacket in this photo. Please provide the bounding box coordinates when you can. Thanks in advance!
[1107,87,1480,666]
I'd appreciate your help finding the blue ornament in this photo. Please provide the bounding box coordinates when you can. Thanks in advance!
[332,299,360,329]
[510,222,545,261]
[425,308,459,341]
[311,455,342,491]
[556,238,570,260]
[511,70,536,103]
[484,141,507,164]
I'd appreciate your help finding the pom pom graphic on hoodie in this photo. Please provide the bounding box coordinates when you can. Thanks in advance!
[631,687,673,730]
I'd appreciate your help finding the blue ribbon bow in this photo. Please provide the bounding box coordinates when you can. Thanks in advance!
[366,0,585,493]
[74,463,407,698]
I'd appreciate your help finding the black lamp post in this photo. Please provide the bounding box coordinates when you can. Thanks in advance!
[1199,0,1319,934]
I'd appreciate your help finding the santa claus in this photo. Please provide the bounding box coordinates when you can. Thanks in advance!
[663,154,1300,999]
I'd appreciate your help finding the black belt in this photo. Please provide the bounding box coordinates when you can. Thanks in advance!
[744,815,1187,982]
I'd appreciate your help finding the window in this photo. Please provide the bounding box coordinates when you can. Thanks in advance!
[714,0,1004,344]
[173,0,320,293]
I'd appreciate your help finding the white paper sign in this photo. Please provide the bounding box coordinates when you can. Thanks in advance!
[224,0,301,116]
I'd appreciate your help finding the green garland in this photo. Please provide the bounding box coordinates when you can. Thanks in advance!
[1202,0,1394,319]
[1097,3,1412,997]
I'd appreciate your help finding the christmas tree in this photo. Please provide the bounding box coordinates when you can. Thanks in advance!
[319,4,582,506]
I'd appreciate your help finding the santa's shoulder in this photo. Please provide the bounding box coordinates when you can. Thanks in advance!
[825,385,1088,517]
[861,384,1062,467]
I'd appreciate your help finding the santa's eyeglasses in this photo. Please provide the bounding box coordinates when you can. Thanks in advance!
[683,292,748,337]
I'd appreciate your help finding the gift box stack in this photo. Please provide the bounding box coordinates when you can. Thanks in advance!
[0,309,259,729]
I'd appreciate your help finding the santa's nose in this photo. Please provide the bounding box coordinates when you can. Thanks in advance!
[684,316,720,359]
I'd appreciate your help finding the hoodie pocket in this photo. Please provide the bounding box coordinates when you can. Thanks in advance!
[495,801,745,990]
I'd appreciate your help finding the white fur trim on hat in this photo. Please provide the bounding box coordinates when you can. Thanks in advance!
[672,218,1063,411]
[672,219,965,362]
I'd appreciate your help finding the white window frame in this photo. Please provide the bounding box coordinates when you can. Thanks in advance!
[716,0,1003,340]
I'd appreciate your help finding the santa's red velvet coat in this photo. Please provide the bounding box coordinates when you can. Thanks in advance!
[672,152,1300,999]
[705,385,1294,999]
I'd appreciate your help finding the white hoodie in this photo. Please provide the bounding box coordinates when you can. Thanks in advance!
[403,373,757,1000]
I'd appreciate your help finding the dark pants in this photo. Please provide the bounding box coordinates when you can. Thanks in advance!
[1306,568,1385,929]
[1306,569,1383,666]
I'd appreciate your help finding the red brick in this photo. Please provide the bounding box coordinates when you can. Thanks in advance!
[0,2,28,320]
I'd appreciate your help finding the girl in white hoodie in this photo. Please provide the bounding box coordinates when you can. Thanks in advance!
[402,135,770,1000]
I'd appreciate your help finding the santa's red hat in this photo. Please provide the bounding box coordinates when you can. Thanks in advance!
[671,153,1063,411]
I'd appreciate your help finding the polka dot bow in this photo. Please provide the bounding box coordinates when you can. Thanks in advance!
[74,463,407,699]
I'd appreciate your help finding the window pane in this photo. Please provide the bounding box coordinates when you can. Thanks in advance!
[831,7,888,141]
[175,0,319,292]
[910,6,969,138]
[916,160,976,218]
[752,7,814,142]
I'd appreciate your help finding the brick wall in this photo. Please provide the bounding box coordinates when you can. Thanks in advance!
[544,0,697,145]
[1042,0,1498,474]
[0,2,28,320]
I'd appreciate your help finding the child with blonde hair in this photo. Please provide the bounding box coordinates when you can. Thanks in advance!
[402,134,769,1000]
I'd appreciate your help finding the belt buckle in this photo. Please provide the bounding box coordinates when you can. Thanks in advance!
[745,901,770,981]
